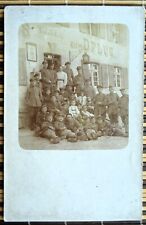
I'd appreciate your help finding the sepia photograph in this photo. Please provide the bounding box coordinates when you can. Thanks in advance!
[5,6,144,221]
[19,23,129,150]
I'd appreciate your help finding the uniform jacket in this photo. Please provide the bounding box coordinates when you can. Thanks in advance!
[106,93,119,114]
[118,94,129,116]
[25,85,42,107]
[63,68,74,85]
[94,93,107,115]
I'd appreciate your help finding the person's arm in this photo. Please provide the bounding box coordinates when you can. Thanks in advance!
[64,72,68,86]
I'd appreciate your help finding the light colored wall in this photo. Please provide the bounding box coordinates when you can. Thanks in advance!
[19,23,128,114]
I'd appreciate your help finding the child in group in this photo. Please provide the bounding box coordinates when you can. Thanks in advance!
[54,112,77,142]
[81,105,94,118]
[25,78,43,130]
[69,100,81,120]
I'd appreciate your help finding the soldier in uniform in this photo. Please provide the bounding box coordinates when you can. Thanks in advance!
[84,79,96,100]
[106,86,119,124]
[35,108,60,144]
[63,62,74,86]
[94,85,107,121]
[41,62,57,92]
[56,66,68,90]
[73,66,85,96]
[96,115,125,137]
[25,78,43,130]
[54,113,77,142]
[118,88,129,135]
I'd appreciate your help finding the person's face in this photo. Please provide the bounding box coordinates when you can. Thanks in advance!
[46,115,53,122]
[59,66,63,72]
[58,116,64,122]
[91,118,95,123]
[43,63,48,69]
[67,115,72,121]
[71,101,76,106]
[55,92,59,97]
[46,89,51,95]
[60,90,64,94]
[81,92,84,96]
[66,64,70,69]
[41,106,47,113]
[121,90,125,96]
[97,118,103,124]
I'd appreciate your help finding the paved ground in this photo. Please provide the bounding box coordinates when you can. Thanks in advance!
[19,129,128,150]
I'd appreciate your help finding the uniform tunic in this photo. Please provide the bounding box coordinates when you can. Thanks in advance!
[118,94,129,133]
[106,93,119,123]
[41,68,57,89]
[56,71,67,90]
[94,93,107,119]
[73,74,85,96]
[63,68,74,85]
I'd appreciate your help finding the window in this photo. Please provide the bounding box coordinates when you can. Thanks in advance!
[91,24,99,37]
[79,23,90,34]
[114,67,121,87]
[92,64,100,86]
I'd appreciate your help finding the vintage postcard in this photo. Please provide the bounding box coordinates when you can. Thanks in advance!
[4,6,144,221]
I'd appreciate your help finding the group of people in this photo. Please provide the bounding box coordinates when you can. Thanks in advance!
[25,61,128,144]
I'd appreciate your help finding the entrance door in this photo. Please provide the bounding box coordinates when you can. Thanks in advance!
[44,53,61,70]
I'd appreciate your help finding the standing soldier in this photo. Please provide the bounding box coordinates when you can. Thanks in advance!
[63,62,74,86]
[106,86,119,124]
[94,85,107,121]
[118,88,129,135]
[56,66,68,91]
[73,66,85,96]
[84,79,96,100]
[41,62,57,92]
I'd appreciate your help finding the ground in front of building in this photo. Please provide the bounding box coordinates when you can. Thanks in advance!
[19,129,128,150]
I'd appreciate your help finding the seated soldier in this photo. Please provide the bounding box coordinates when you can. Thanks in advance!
[35,107,60,144]
[54,113,77,142]
[96,115,125,136]
[65,114,87,141]
[50,89,62,113]
[86,97,94,114]
[82,116,98,140]
[81,105,94,118]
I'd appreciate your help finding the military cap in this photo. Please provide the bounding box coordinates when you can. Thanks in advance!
[65,61,71,65]
[34,73,39,77]
[120,88,125,91]
[41,104,48,109]
[76,66,82,71]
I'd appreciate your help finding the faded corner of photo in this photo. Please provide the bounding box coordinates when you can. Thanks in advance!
[18,22,129,150]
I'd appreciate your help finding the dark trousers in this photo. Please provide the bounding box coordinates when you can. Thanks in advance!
[28,106,40,130]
